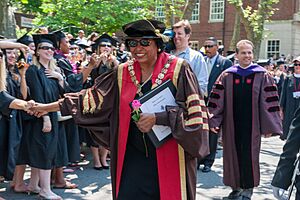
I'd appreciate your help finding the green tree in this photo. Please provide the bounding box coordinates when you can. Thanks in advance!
[181,0,198,21]
[17,0,159,34]
[228,0,279,59]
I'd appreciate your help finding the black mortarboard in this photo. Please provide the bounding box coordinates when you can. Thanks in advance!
[51,30,66,42]
[69,38,79,46]
[32,34,58,49]
[77,40,90,49]
[92,33,118,52]
[257,59,271,67]
[122,19,166,39]
[276,60,285,65]
[17,33,34,46]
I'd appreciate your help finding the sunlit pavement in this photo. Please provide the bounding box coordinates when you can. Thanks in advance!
[0,137,291,200]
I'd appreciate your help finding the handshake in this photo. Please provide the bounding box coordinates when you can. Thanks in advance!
[23,100,50,117]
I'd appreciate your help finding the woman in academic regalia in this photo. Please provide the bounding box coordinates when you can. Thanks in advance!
[17,34,65,200]
[0,38,33,196]
[31,19,209,200]
[0,45,36,200]
[280,56,300,140]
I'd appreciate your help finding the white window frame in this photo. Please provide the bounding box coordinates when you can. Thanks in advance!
[155,2,165,22]
[266,39,280,59]
[190,0,200,24]
[209,0,224,22]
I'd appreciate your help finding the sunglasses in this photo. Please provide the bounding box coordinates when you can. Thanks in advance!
[204,45,215,48]
[70,47,78,50]
[39,46,55,51]
[294,63,300,66]
[127,39,151,47]
[100,44,112,48]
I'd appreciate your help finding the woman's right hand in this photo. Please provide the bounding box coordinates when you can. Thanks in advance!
[89,53,101,68]
[45,68,63,81]
[42,117,52,133]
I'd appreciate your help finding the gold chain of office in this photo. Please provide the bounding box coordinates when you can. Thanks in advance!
[127,55,175,96]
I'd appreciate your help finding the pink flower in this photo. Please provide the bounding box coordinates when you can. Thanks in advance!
[132,100,141,110]
[131,100,141,122]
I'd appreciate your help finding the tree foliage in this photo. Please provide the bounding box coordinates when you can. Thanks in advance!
[227,0,279,58]
[14,0,159,34]
[14,0,195,33]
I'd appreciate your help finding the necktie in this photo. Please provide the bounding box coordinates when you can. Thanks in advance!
[207,58,213,75]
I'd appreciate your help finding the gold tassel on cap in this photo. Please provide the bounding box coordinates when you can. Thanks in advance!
[155,29,170,43]
[145,19,170,43]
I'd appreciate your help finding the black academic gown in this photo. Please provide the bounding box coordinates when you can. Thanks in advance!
[0,91,16,180]
[18,65,64,169]
[272,106,300,199]
[0,69,25,180]
[55,53,81,163]
[280,74,300,139]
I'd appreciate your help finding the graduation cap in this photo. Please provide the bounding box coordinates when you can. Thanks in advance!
[226,50,235,56]
[17,33,34,46]
[163,29,174,38]
[256,59,271,67]
[77,40,90,49]
[51,30,66,42]
[92,33,118,52]
[276,60,285,65]
[122,19,166,40]
[32,34,58,49]
[69,38,79,46]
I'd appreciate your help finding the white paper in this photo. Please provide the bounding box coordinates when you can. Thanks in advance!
[140,87,177,141]
[293,91,300,98]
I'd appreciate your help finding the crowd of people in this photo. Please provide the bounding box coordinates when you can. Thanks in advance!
[0,18,299,200]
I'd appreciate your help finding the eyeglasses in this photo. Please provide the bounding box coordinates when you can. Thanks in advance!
[39,46,55,51]
[294,63,300,66]
[70,47,78,50]
[204,45,215,49]
[127,39,151,47]
[100,44,112,48]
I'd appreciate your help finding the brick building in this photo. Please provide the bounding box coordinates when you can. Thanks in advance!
[156,0,300,59]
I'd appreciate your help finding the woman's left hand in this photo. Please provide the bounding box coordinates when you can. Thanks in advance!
[136,113,156,133]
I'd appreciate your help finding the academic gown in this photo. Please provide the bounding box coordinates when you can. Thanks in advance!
[280,74,300,140]
[17,65,64,169]
[272,105,300,197]
[0,68,25,180]
[55,53,81,163]
[208,65,282,189]
[0,91,15,180]
[59,52,209,200]
[85,62,113,148]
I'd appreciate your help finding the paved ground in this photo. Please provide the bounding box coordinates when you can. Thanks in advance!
[0,136,293,200]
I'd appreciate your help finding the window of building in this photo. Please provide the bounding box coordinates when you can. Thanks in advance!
[155,2,165,22]
[267,40,280,59]
[209,0,224,22]
[190,0,200,23]
[189,41,200,51]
